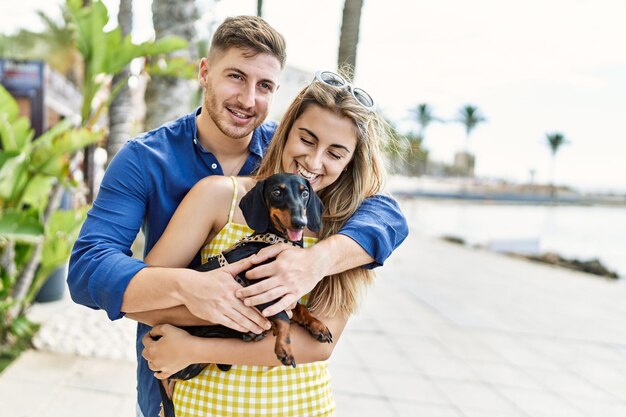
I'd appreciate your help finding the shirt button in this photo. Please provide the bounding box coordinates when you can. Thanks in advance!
[211,163,217,169]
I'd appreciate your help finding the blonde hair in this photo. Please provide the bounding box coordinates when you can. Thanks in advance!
[209,16,286,68]
[256,70,389,316]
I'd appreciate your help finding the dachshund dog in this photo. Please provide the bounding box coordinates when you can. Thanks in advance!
[156,173,333,417]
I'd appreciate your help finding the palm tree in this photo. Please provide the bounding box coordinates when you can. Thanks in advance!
[457,104,486,152]
[144,0,198,130]
[337,0,364,79]
[412,103,442,138]
[107,0,133,165]
[545,132,569,198]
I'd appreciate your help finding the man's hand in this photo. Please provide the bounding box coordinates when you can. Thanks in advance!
[237,244,332,317]
[182,257,271,333]
[142,324,196,379]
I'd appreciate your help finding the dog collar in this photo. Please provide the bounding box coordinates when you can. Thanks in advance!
[215,233,301,269]
[239,233,301,247]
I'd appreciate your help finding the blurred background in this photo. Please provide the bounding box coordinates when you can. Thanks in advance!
[1,1,625,416]
[1,0,624,274]
[3,0,626,188]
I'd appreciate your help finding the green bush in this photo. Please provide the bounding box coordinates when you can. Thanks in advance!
[0,84,98,355]
[0,0,188,360]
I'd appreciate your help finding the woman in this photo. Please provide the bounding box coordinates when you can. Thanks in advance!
[142,70,389,416]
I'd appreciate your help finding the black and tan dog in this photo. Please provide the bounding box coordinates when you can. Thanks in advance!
[156,173,332,417]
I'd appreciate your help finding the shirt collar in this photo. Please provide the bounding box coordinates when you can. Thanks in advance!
[248,126,266,159]
[191,106,202,142]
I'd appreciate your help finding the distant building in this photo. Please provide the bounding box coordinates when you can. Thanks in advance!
[0,59,81,137]
[453,151,475,177]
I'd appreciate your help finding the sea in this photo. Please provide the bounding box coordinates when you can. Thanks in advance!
[397,198,626,278]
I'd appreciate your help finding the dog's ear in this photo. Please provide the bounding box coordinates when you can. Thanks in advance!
[305,183,324,233]
[239,179,269,232]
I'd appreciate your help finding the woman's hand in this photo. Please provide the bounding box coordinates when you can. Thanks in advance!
[142,324,196,380]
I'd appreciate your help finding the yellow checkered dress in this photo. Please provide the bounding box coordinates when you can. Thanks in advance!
[173,177,334,416]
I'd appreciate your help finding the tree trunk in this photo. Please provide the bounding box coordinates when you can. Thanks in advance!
[107,0,133,165]
[144,0,198,130]
[257,0,263,17]
[337,0,364,79]
[550,155,557,201]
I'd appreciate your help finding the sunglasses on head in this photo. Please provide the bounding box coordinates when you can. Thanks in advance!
[313,70,375,110]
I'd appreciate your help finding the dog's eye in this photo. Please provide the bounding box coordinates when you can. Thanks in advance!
[301,190,309,199]
[271,189,282,198]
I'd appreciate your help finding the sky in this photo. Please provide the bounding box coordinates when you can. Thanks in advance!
[2,0,625,192]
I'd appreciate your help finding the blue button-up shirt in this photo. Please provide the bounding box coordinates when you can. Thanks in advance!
[68,108,408,417]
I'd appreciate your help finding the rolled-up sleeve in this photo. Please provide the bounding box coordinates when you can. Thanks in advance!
[68,142,148,320]
[338,194,408,269]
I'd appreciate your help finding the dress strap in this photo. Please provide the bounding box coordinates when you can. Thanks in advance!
[227,176,238,223]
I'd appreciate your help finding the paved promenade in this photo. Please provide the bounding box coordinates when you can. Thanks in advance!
[2,232,626,416]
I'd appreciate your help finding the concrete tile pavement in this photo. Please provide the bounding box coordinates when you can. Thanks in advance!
[0,350,136,417]
[2,232,626,416]
[329,233,626,416]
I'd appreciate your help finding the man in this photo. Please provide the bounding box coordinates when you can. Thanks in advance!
[68,15,407,417]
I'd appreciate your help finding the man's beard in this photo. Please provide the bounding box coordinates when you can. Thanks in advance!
[203,84,264,139]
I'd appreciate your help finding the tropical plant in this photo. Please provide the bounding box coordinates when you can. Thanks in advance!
[456,104,486,152]
[545,132,569,198]
[412,103,443,138]
[66,0,188,197]
[338,0,364,78]
[0,0,189,360]
[66,0,188,128]
[0,84,99,357]
[546,132,568,157]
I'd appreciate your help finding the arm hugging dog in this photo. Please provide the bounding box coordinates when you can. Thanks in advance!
[155,173,332,417]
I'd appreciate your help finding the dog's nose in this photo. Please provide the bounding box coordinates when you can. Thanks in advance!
[291,216,306,230]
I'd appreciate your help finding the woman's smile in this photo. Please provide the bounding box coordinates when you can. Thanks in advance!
[282,105,357,191]
[295,161,320,183]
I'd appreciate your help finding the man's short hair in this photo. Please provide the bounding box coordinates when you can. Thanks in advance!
[209,16,286,68]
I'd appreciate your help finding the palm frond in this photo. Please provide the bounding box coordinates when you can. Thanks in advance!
[546,132,569,155]
[457,104,487,136]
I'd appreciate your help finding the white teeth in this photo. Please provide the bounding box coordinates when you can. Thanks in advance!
[230,108,251,118]
[296,163,319,181]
